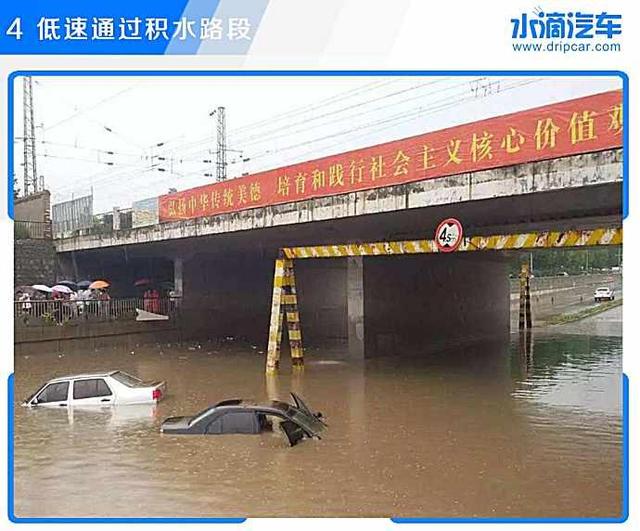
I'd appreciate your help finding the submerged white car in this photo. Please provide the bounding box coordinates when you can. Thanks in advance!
[23,371,166,407]
[594,286,615,302]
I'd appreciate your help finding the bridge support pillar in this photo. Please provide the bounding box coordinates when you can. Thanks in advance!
[266,259,304,374]
[173,257,183,305]
[347,257,365,359]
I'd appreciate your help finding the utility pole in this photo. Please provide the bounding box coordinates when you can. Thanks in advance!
[210,106,227,182]
[22,76,39,197]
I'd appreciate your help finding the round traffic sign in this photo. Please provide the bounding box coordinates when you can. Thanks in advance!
[435,218,463,253]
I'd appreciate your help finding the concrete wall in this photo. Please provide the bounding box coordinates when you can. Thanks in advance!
[14,191,50,222]
[178,252,351,345]
[296,260,348,344]
[180,251,274,342]
[14,239,57,286]
[14,320,180,356]
[364,254,510,356]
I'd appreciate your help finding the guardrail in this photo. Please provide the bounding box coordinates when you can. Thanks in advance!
[15,220,52,240]
[14,297,177,325]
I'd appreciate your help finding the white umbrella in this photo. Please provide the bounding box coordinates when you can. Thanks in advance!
[32,284,53,293]
[52,284,73,294]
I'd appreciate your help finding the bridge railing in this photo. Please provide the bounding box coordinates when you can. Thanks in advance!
[14,297,178,326]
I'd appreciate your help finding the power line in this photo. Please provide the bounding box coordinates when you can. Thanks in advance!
[140,80,409,161]
[152,78,479,164]
[230,80,447,146]
[47,77,544,204]
[235,78,541,167]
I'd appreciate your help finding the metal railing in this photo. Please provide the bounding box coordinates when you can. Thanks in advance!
[14,297,177,325]
[15,220,52,240]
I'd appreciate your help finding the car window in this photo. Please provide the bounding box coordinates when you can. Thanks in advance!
[205,415,223,434]
[73,378,112,399]
[189,407,216,426]
[111,371,143,387]
[36,382,69,403]
[207,411,260,434]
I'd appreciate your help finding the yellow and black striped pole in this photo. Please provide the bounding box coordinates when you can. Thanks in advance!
[266,259,286,374]
[265,258,304,374]
[518,262,532,331]
[282,260,304,369]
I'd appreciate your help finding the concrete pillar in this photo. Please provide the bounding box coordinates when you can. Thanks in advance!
[347,257,365,359]
[173,257,183,304]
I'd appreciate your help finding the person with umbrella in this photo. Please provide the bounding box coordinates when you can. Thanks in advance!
[16,289,32,323]
[90,280,111,319]
[51,289,64,324]
[52,285,74,321]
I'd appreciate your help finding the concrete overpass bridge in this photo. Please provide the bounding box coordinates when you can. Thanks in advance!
[52,91,624,366]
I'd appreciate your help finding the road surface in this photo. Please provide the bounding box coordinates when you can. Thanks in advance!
[551,304,622,337]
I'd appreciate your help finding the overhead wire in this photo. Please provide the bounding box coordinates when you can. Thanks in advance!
[45,77,544,205]
[53,78,535,198]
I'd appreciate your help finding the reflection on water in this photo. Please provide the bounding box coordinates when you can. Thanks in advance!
[13,334,622,518]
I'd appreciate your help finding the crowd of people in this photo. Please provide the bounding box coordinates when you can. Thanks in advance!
[15,287,112,324]
[15,281,177,325]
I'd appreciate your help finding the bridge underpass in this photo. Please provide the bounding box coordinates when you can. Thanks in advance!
[56,213,622,369]
[53,144,623,363]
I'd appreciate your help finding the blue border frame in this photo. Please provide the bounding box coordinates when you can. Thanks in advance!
[6,70,629,524]
[6,69,628,220]
[7,373,629,523]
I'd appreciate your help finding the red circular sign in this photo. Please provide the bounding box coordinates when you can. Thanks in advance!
[435,218,463,253]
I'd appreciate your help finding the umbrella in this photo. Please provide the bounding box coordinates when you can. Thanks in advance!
[32,284,53,293]
[134,278,152,287]
[52,285,73,294]
[89,280,110,289]
[57,280,78,290]
[77,280,91,289]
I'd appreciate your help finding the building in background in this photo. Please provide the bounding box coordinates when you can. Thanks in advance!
[52,194,93,238]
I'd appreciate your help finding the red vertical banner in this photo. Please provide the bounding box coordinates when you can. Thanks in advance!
[159,90,623,222]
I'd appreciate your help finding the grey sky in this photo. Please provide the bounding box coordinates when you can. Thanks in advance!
[13,75,620,213]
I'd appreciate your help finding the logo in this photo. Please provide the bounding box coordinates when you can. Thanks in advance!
[511,7,622,39]
[510,7,622,53]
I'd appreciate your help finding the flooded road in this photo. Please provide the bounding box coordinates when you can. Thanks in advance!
[13,332,622,518]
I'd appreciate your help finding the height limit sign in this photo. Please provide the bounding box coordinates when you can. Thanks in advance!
[435,218,463,253]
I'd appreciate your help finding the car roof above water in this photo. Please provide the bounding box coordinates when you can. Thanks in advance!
[48,371,119,383]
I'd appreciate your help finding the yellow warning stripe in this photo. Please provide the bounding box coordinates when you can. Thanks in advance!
[280,227,621,258]
[282,294,297,305]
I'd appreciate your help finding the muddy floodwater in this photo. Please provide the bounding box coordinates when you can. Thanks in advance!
[13,332,622,518]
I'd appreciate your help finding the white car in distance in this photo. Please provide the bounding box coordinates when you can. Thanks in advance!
[23,371,166,407]
[593,286,615,303]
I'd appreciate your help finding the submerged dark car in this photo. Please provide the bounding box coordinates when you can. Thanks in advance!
[161,392,326,446]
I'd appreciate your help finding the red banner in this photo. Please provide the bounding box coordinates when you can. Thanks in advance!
[159,90,623,222]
